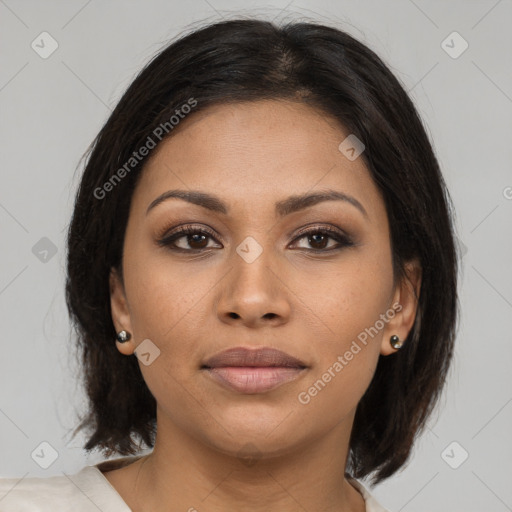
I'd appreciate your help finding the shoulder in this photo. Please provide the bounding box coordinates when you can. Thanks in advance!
[348,478,393,512]
[0,464,131,511]
[0,472,82,511]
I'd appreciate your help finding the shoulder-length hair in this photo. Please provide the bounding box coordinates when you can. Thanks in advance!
[66,17,459,484]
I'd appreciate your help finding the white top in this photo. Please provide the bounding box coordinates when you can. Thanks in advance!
[0,455,390,511]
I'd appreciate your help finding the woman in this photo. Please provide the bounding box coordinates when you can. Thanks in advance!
[0,17,458,512]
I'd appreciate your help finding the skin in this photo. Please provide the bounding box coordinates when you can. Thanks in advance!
[106,99,421,511]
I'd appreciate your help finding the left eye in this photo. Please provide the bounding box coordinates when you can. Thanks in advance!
[290,227,354,252]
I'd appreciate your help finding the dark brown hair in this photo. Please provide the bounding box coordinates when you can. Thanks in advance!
[66,17,459,484]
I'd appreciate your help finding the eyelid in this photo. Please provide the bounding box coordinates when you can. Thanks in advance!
[156,221,350,242]
[155,222,220,241]
[291,222,350,239]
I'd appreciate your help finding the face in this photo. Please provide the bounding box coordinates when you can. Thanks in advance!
[110,99,420,459]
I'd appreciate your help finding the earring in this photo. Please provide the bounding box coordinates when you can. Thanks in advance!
[390,334,403,349]
[116,330,131,343]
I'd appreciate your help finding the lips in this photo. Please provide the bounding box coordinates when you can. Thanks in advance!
[201,346,307,369]
[201,347,307,394]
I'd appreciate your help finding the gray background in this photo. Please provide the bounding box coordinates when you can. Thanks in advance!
[1,1,511,510]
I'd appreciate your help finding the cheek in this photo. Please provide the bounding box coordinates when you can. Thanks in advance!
[293,245,394,342]
[122,250,223,408]
[123,242,211,339]
[291,249,393,407]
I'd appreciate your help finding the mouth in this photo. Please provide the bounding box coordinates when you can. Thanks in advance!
[201,346,308,394]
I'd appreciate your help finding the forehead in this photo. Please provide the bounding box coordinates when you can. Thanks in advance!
[131,99,384,221]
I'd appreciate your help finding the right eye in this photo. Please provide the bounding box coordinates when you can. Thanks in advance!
[157,224,223,252]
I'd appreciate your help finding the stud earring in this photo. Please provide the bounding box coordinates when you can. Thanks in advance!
[116,330,131,343]
[390,334,403,349]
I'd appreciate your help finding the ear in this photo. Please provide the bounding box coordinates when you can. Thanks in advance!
[380,258,422,356]
[110,266,135,355]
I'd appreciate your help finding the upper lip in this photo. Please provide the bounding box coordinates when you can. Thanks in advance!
[202,347,307,369]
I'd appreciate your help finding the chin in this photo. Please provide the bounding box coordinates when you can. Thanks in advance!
[197,409,311,458]
[209,433,301,463]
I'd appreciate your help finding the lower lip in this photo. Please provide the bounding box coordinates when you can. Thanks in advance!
[203,366,306,393]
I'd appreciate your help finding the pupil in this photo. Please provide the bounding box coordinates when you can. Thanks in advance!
[190,234,207,247]
[310,234,326,249]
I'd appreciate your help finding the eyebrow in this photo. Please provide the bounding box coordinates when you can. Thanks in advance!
[146,188,368,219]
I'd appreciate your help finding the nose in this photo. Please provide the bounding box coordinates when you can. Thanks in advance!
[216,245,292,328]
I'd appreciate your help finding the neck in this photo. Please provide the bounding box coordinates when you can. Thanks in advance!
[125,408,365,512]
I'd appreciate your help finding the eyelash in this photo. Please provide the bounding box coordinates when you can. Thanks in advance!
[156,223,354,254]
